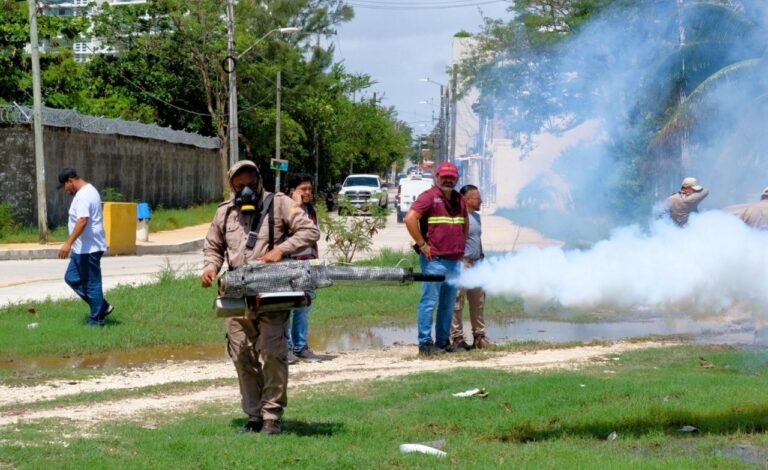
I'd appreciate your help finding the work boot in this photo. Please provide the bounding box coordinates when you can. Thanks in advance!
[286,350,299,365]
[239,418,263,433]
[473,334,494,349]
[418,342,446,356]
[261,419,282,435]
[451,337,472,351]
[295,347,321,362]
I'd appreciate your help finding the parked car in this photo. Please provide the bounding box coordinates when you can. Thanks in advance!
[396,174,434,223]
[337,174,388,214]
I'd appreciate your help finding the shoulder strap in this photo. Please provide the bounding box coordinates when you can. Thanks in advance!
[245,193,275,251]
[268,195,275,250]
[223,205,235,265]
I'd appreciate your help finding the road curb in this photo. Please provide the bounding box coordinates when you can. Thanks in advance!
[0,239,204,261]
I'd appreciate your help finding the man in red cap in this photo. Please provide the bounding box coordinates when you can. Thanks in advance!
[405,162,469,355]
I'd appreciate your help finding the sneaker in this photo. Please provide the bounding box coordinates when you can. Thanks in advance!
[451,338,472,351]
[418,343,446,356]
[261,419,282,435]
[286,350,299,365]
[473,335,495,349]
[295,347,321,362]
[442,343,460,353]
[239,418,263,433]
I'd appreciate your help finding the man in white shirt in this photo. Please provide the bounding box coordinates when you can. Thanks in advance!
[57,168,113,327]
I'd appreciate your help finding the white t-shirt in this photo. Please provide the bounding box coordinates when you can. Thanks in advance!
[68,183,108,254]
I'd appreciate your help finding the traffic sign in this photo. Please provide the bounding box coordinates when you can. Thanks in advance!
[270,158,289,172]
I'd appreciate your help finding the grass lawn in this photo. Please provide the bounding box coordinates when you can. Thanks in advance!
[0,203,218,244]
[0,251,522,361]
[3,345,768,468]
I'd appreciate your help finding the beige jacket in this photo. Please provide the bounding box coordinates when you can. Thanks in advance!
[203,192,320,272]
[740,199,768,230]
[665,188,709,226]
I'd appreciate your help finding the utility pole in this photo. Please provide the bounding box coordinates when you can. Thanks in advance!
[449,66,458,164]
[275,70,282,192]
[314,32,321,193]
[28,0,47,244]
[439,84,446,163]
[225,0,238,168]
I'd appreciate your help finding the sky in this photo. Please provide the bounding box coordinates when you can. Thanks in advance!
[334,0,511,135]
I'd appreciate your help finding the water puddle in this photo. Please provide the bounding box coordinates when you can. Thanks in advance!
[0,314,759,371]
[315,315,757,352]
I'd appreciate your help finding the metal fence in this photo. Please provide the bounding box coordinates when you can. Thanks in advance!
[0,103,221,150]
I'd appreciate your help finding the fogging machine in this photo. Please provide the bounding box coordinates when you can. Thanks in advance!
[213,259,445,317]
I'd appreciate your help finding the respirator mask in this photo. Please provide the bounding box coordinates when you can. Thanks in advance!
[235,186,259,215]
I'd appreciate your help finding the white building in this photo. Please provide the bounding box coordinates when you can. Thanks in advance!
[43,0,147,62]
[448,36,495,203]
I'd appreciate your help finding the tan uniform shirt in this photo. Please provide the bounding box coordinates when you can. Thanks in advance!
[203,192,320,272]
[665,188,709,226]
[740,199,768,230]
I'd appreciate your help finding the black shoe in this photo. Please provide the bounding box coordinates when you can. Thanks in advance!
[261,419,282,435]
[442,344,459,353]
[295,347,321,362]
[239,418,263,433]
[97,304,113,321]
[418,343,446,356]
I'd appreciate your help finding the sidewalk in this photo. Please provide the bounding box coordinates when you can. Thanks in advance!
[0,213,563,261]
[0,224,211,261]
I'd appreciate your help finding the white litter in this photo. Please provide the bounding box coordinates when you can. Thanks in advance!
[452,388,488,398]
[678,425,699,433]
[399,443,447,458]
[27,323,39,329]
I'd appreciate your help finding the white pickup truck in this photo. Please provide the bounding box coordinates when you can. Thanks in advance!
[337,174,388,214]
[395,174,434,222]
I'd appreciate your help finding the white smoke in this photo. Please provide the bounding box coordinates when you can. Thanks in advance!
[459,211,768,314]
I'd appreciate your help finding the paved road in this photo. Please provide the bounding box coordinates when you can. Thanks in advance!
[0,253,202,308]
[0,211,561,308]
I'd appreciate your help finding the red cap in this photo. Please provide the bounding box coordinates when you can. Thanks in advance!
[435,162,459,178]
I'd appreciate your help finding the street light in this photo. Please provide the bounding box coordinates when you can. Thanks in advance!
[224,5,300,168]
[418,77,447,163]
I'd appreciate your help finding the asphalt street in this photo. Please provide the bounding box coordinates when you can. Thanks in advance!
[0,253,202,308]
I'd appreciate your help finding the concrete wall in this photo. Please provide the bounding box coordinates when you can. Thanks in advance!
[0,125,223,227]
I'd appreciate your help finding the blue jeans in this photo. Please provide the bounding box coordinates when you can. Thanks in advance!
[417,256,461,347]
[65,251,109,325]
[288,291,315,353]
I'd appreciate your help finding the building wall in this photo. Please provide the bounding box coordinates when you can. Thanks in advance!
[0,125,222,227]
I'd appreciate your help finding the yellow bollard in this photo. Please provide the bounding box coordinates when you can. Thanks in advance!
[103,202,137,255]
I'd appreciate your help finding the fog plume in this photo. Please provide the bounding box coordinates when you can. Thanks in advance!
[459,211,768,314]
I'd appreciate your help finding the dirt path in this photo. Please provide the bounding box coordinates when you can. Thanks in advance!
[0,341,669,427]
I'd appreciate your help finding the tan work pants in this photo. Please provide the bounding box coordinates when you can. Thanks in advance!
[226,310,290,421]
[452,258,486,340]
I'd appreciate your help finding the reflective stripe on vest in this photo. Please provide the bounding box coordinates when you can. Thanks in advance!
[427,216,465,224]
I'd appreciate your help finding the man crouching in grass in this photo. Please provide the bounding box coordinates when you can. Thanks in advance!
[201,160,319,435]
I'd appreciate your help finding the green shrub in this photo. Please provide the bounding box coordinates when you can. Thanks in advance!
[101,187,125,202]
[0,202,16,233]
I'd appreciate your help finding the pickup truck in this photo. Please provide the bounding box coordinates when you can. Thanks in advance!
[337,174,388,214]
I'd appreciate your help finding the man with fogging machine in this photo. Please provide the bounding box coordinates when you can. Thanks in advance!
[739,187,768,230]
[664,177,710,227]
[201,160,320,435]
[451,185,494,350]
[405,162,469,356]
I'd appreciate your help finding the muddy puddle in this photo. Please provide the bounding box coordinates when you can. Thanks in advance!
[2,312,761,371]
